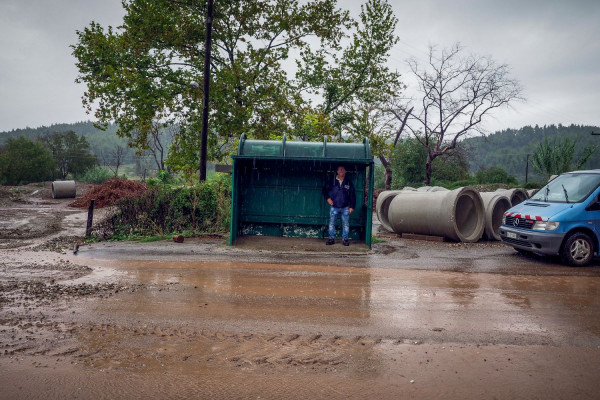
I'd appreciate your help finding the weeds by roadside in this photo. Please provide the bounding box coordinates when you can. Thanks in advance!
[94,174,231,240]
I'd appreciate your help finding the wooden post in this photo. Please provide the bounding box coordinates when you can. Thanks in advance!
[86,199,95,237]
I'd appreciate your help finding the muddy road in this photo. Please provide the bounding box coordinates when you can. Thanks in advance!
[1,185,599,399]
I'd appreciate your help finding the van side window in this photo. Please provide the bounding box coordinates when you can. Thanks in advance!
[588,194,600,211]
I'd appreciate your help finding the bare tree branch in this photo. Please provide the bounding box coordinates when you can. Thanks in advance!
[403,43,522,184]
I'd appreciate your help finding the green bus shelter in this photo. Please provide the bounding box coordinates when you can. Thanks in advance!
[229,134,374,247]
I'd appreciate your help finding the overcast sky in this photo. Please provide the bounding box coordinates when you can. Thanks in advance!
[1,0,599,134]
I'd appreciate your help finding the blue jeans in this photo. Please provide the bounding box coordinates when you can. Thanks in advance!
[329,206,350,240]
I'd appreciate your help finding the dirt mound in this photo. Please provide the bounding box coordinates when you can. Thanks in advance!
[69,178,147,209]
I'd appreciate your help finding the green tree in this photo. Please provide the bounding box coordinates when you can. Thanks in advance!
[390,136,427,188]
[374,164,386,190]
[298,0,403,189]
[72,0,352,171]
[0,138,55,185]
[531,137,597,179]
[431,151,471,184]
[72,0,400,175]
[391,136,470,188]
[40,131,97,179]
[475,167,517,185]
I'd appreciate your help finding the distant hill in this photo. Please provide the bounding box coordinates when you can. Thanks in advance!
[2,121,598,183]
[0,121,176,175]
[463,124,600,183]
[0,121,126,159]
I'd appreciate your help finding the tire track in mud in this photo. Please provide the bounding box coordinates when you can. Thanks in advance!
[40,323,413,373]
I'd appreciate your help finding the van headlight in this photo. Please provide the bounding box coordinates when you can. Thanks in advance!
[532,221,559,231]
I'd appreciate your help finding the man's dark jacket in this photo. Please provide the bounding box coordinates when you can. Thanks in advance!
[323,176,356,209]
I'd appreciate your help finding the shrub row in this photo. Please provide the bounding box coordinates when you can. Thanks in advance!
[100,175,231,239]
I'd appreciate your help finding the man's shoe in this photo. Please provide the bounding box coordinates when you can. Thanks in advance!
[326,238,335,245]
[342,239,350,246]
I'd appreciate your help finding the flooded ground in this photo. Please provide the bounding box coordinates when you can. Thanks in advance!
[1,188,600,398]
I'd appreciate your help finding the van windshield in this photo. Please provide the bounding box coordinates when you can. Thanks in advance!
[530,173,600,203]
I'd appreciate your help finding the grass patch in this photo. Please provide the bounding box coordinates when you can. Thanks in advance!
[371,236,387,244]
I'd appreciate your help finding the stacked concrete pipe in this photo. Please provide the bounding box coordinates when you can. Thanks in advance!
[375,187,423,232]
[376,190,402,232]
[479,192,512,240]
[51,180,77,199]
[495,188,528,206]
[386,187,485,242]
[416,186,448,192]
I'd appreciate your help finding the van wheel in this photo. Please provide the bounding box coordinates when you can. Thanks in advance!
[561,232,594,266]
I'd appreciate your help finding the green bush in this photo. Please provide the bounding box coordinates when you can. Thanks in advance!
[374,164,386,189]
[475,167,517,185]
[105,173,232,238]
[432,178,477,190]
[78,166,113,183]
[391,137,471,188]
[0,137,55,185]
[523,181,542,189]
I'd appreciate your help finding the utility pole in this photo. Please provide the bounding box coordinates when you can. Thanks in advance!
[525,153,530,183]
[199,0,214,182]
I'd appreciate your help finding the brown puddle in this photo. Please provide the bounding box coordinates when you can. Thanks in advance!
[60,257,600,346]
[3,256,600,398]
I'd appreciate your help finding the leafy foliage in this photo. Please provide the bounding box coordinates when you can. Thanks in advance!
[430,152,471,185]
[391,137,427,188]
[0,138,55,185]
[72,0,400,173]
[78,166,114,184]
[40,131,97,179]
[73,0,347,167]
[475,167,517,185]
[531,137,597,180]
[391,136,470,188]
[374,164,386,190]
[298,0,401,135]
[104,174,231,238]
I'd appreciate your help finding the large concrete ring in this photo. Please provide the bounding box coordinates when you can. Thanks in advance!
[387,186,485,242]
[52,180,77,199]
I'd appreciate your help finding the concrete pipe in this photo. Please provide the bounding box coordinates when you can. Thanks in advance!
[417,186,448,192]
[376,190,402,232]
[388,187,485,242]
[495,188,528,206]
[52,180,77,199]
[527,189,539,198]
[479,192,512,241]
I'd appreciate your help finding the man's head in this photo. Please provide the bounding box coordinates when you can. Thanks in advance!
[336,165,346,179]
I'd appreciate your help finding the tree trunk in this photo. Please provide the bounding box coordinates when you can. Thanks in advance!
[385,166,393,190]
[378,155,393,190]
[424,153,433,185]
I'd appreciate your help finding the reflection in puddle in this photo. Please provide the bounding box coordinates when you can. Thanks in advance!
[72,258,600,347]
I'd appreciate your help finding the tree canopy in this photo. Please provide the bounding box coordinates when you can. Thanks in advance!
[72,0,400,175]
[391,137,470,188]
[40,131,97,179]
[531,137,597,179]
[0,138,55,185]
